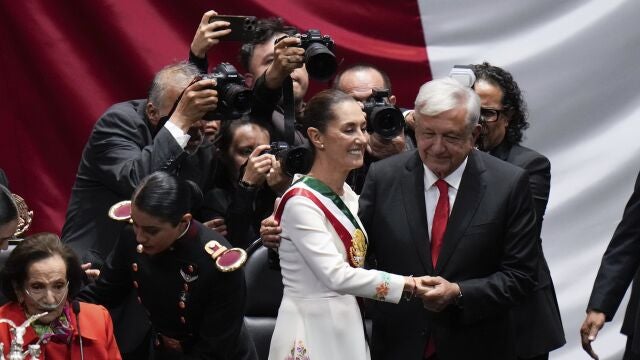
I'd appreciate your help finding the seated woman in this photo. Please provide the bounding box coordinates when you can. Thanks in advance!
[200,118,289,248]
[268,90,430,360]
[78,171,257,360]
[0,232,121,358]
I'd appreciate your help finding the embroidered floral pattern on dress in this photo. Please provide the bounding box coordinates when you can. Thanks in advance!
[285,340,310,360]
[375,272,391,301]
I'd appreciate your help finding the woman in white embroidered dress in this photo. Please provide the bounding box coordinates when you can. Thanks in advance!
[268,90,425,360]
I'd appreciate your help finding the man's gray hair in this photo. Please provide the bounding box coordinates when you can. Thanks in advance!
[147,61,201,110]
[414,77,481,128]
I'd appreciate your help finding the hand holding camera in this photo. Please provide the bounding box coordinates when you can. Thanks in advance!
[265,36,306,90]
[241,144,276,187]
[190,10,232,58]
[169,78,219,132]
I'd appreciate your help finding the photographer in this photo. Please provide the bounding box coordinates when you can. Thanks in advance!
[333,63,414,193]
[239,18,309,144]
[199,118,290,249]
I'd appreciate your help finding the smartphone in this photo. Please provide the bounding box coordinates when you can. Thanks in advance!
[209,15,257,42]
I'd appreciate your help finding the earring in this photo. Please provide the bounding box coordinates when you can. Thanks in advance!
[320,144,325,149]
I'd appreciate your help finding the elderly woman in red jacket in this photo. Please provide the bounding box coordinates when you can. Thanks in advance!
[0,232,121,359]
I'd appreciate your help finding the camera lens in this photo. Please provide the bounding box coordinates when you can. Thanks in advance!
[223,85,252,114]
[304,43,337,82]
[279,146,313,177]
[370,107,404,140]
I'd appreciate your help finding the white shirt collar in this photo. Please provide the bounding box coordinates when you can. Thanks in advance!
[423,156,468,190]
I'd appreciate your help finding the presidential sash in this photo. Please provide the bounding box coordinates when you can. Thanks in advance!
[274,176,367,268]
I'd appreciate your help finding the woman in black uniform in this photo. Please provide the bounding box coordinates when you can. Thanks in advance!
[78,171,257,360]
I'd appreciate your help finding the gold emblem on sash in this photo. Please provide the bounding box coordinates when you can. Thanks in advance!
[349,229,367,268]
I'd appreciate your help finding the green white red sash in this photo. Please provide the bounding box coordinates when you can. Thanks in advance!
[274,176,367,268]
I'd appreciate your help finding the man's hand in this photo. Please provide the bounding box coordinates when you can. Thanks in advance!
[81,262,100,280]
[203,217,227,237]
[367,131,405,160]
[169,78,218,132]
[190,10,232,58]
[242,145,274,187]
[419,276,460,312]
[404,110,416,131]
[580,310,606,359]
[264,36,305,90]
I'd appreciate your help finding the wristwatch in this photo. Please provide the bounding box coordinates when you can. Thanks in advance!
[238,179,257,190]
[453,288,463,307]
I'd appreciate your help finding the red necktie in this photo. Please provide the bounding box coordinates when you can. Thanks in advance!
[425,179,449,359]
[430,179,449,267]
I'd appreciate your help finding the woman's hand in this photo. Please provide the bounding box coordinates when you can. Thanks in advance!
[81,262,100,280]
[241,144,274,187]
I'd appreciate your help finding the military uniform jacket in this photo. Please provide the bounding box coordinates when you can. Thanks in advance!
[79,220,256,360]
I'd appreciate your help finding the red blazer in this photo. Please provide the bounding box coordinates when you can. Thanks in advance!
[0,301,121,359]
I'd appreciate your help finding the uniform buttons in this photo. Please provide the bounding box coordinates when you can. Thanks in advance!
[132,263,138,272]
[180,316,186,324]
[137,296,142,304]
[183,283,189,291]
[132,281,139,288]
[178,301,186,309]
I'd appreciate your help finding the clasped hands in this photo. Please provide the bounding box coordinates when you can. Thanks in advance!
[411,276,461,312]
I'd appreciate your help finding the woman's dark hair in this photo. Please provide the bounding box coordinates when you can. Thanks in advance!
[213,117,271,184]
[300,89,356,138]
[0,185,17,226]
[132,171,203,226]
[0,232,84,302]
[472,62,529,146]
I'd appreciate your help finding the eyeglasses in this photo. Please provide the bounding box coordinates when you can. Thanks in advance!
[480,108,504,123]
[24,281,69,299]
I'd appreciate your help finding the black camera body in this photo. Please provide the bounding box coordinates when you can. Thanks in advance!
[297,29,337,82]
[264,141,313,178]
[363,89,405,140]
[202,62,252,121]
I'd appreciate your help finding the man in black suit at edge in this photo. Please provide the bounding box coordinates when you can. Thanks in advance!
[582,170,640,360]
[359,77,539,359]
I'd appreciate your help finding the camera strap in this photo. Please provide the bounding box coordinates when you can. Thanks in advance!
[282,75,296,145]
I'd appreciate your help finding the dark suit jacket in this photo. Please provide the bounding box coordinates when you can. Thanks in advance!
[61,99,215,266]
[491,142,565,356]
[359,149,539,360]
[588,170,640,355]
[78,221,257,360]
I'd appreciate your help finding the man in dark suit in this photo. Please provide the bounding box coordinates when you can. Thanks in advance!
[472,62,565,360]
[359,77,539,359]
[581,170,640,360]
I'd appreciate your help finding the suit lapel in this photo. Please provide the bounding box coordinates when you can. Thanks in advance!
[435,150,487,273]
[400,152,433,274]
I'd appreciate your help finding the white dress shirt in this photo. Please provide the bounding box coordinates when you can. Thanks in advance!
[423,157,468,242]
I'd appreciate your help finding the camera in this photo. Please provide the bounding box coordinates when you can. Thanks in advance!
[298,29,337,81]
[363,89,405,139]
[264,141,313,177]
[202,62,253,121]
[449,65,476,88]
